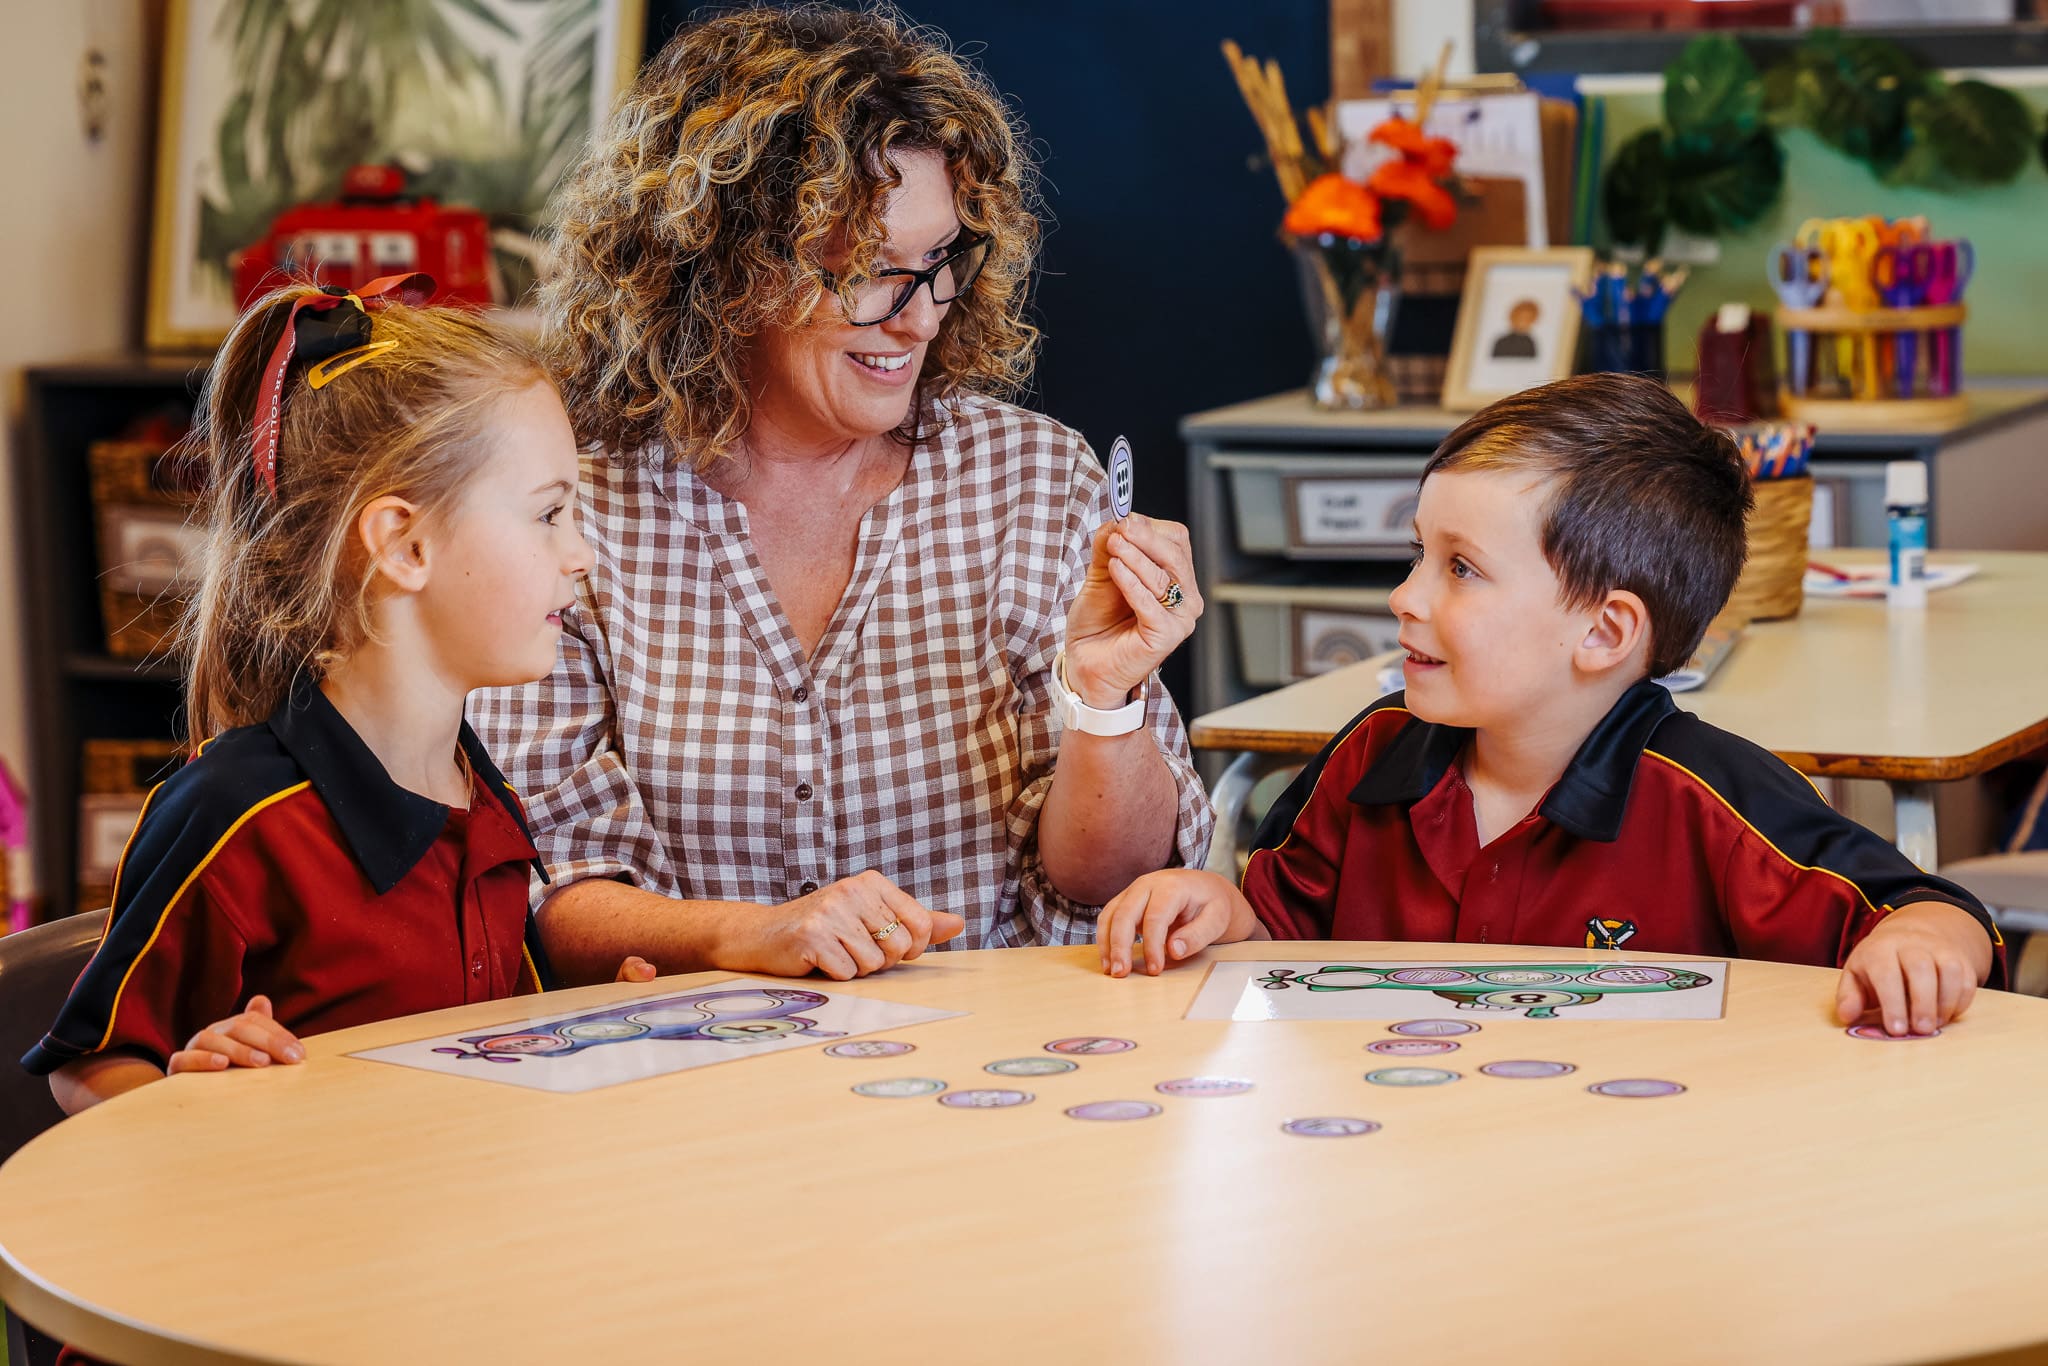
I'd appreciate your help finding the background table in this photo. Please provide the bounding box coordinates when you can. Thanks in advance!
[4,946,2047,1365]
[1191,550,2048,873]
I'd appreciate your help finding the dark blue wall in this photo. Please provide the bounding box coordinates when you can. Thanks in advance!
[647,2,1330,700]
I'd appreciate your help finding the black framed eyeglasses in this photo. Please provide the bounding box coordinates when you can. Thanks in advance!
[824,232,990,326]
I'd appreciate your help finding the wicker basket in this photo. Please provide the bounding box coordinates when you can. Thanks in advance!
[76,739,185,913]
[88,439,205,659]
[1726,475,1813,622]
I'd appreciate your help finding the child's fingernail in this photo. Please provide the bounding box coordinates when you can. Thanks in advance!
[1171,938,1186,957]
[286,1046,304,1062]
[1890,1018,1905,1033]
[252,1053,270,1066]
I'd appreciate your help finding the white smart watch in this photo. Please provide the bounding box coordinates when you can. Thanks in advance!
[1050,649,1148,737]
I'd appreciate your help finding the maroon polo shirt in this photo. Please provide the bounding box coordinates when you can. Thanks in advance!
[24,679,552,1076]
[1245,680,2006,983]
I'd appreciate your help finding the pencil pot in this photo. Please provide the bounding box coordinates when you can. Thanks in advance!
[1727,474,1813,622]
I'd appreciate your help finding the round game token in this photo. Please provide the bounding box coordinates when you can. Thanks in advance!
[985,1057,1079,1077]
[1154,1076,1254,1097]
[559,1020,648,1041]
[1586,1078,1686,1098]
[1365,1038,1459,1056]
[1065,1100,1161,1122]
[851,1077,945,1098]
[1586,966,1675,986]
[1388,1019,1480,1038]
[1479,1060,1577,1079]
[1107,436,1135,520]
[1388,968,1475,985]
[937,1088,1034,1109]
[1364,1066,1460,1087]
[1845,1024,1942,1041]
[1044,1036,1137,1056]
[1475,989,1584,1010]
[1281,1117,1381,1138]
[1477,969,1565,986]
[823,1040,915,1059]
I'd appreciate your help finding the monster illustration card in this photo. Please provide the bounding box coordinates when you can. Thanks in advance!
[1185,960,1729,1022]
[350,978,963,1092]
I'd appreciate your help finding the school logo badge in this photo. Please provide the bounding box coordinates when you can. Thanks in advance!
[1585,917,1638,950]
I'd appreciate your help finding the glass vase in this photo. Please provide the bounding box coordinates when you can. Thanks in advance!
[1290,235,1400,410]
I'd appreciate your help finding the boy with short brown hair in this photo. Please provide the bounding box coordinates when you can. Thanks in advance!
[1099,374,2002,1034]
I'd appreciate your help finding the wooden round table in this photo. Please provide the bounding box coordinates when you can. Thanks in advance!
[4,944,2046,1365]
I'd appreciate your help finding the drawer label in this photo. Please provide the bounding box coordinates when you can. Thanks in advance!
[1288,478,1417,547]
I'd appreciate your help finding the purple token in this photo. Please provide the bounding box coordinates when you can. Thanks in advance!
[1389,968,1475,985]
[1281,1117,1382,1138]
[1154,1076,1254,1097]
[1846,1025,1941,1041]
[1065,1100,1161,1122]
[938,1088,1035,1109]
[823,1040,915,1059]
[1365,1039,1459,1056]
[1586,966,1675,986]
[1388,1019,1480,1038]
[1586,1078,1686,1098]
[1479,1060,1576,1079]
[1045,1036,1137,1056]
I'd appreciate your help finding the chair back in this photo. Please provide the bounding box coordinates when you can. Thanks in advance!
[0,910,108,1164]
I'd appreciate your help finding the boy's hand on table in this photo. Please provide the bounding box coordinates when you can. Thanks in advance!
[1097,869,1255,977]
[614,956,658,983]
[1836,901,1994,1036]
[168,995,305,1073]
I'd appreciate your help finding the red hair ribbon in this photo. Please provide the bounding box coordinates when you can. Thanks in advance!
[247,272,435,496]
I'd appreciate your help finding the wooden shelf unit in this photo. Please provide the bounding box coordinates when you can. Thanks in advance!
[18,356,209,921]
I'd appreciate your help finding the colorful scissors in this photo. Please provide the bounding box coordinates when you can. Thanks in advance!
[1769,244,1828,396]
[1796,217,1883,392]
[1923,238,1975,396]
[1871,243,1933,396]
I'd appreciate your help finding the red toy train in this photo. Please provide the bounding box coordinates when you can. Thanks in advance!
[231,164,495,309]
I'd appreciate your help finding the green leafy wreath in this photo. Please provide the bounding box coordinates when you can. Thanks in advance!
[1604,30,2039,249]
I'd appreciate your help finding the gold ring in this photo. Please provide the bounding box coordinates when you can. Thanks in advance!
[871,921,901,942]
[1159,581,1185,610]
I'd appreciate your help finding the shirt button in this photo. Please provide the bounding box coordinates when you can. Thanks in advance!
[792,685,809,703]
[799,880,819,895]
[795,781,813,801]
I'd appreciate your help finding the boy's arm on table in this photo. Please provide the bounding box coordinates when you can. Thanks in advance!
[1713,766,2003,1034]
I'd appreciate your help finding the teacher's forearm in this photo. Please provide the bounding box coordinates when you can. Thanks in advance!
[1038,730,1181,907]
[536,878,763,986]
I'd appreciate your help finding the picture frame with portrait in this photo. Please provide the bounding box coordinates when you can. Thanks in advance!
[1440,246,1596,411]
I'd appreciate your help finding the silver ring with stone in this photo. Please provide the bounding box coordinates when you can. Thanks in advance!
[1159,581,1185,610]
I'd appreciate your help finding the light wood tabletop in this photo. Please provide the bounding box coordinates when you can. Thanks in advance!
[4,945,2047,1365]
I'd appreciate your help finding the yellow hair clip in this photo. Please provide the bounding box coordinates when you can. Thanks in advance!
[307,339,399,390]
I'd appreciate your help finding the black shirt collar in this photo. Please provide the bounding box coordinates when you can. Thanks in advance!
[267,676,547,895]
[1347,679,1677,843]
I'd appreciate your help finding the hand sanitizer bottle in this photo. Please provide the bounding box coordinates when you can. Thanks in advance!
[1886,460,1929,609]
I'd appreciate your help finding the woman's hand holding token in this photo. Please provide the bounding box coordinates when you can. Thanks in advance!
[1062,515,1203,708]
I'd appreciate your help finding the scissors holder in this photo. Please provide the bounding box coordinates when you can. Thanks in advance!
[1776,302,1969,430]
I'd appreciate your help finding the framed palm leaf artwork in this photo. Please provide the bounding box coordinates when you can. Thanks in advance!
[147,0,646,350]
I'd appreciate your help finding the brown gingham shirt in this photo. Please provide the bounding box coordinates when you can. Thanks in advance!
[470,394,1213,947]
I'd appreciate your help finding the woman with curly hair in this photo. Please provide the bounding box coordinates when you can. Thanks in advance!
[472,4,1214,981]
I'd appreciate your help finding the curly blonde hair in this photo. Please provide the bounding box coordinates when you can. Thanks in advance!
[542,3,1041,468]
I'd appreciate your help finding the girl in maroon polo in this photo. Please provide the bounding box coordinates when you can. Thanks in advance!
[26,279,651,1112]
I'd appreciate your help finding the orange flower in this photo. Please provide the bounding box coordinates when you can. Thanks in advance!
[1283,172,1382,242]
[1366,159,1458,231]
[1369,116,1457,178]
